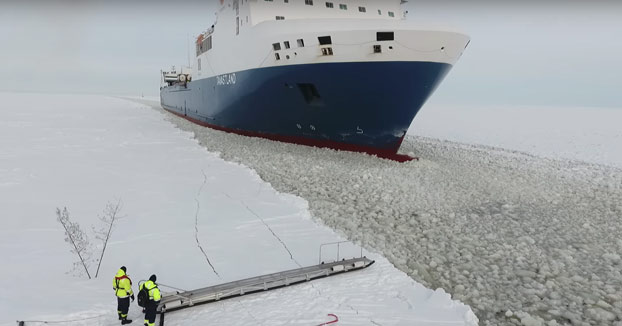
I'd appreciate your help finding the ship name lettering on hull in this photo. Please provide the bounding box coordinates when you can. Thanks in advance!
[216,73,237,86]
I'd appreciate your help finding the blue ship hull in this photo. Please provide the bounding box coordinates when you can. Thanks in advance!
[160,61,452,160]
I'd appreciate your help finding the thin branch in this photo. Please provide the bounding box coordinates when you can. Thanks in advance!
[94,199,122,278]
[57,207,92,279]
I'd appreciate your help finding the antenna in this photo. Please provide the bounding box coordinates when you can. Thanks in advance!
[187,33,191,67]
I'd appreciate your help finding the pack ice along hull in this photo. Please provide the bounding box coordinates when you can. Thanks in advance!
[160,61,451,159]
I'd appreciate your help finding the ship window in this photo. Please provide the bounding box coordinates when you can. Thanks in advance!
[339,4,347,10]
[358,6,366,12]
[207,36,212,50]
[284,41,290,49]
[325,2,333,8]
[318,36,332,45]
[273,42,281,51]
[388,11,395,17]
[276,16,285,20]
[377,32,394,41]
[275,53,281,60]
[297,38,305,47]
[198,58,202,70]
[284,0,288,2]
[305,0,314,5]
[378,9,382,15]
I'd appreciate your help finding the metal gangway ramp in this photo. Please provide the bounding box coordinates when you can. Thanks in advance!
[157,242,373,324]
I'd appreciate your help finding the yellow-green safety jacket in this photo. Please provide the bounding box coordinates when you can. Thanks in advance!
[140,280,161,302]
[113,269,134,298]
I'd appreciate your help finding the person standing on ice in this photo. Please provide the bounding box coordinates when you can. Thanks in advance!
[139,274,161,326]
[113,266,135,324]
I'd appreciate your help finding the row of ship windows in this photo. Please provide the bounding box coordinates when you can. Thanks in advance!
[199,30,393,59]
[273,38,309,52]
[272,32,392,52]
[272,37,313,60]
[265,0,395,17]
[271,32,393,60]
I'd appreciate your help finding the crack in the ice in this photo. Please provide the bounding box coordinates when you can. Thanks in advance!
[396,292,414,310]
[241,200,302,267]
[222,191,301,268]
[310,283,323,297]
[311,282,361,318]
[236,300,263,326]
[194,170,220,278]
[341,303,360,316]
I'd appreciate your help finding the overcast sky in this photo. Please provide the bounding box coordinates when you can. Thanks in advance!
[1,0,620,108]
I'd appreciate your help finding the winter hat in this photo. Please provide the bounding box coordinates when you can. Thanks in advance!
[149,274,157,282]
[120,266,127,273]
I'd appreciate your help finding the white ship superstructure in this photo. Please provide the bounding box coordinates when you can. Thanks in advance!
[161,0,469,160]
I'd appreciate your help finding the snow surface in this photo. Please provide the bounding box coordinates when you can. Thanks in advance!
[409,104,622,168]
[129,98,622,326]
[0,92,476,326]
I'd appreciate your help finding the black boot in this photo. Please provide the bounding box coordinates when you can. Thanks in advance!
[121,318,133,324]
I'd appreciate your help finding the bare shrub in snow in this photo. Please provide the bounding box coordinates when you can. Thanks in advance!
[56,207,92,279]
[92,199,124,278]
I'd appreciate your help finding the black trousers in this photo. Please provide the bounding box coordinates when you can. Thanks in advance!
[144,301,158,325]
[117,297,130,318]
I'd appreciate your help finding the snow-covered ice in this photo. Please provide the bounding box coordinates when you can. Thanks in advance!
[130,98,622,326]
[0,93,476,326]
[409,104,622,168]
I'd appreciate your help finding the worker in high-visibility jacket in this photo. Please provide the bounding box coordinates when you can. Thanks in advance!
[140,274,161,326]
[113,266,135,325]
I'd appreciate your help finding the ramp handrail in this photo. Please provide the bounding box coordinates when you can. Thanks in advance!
[138,280,193,304]
[137,281,188,293]
[158,257,374,314]
[318,241,364,264]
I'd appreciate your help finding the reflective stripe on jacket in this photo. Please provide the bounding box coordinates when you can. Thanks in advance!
[113,269,133,298]
[140,280,161,302]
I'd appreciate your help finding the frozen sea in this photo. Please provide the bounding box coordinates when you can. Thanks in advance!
[0,93,476,326]
[2,91,621,326]
[409,103,622,169]
[133,97,622,326]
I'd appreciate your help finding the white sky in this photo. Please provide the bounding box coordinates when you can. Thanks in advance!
[1,0,621,107]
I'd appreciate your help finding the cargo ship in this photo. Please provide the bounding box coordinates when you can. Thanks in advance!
[160,0,469,161]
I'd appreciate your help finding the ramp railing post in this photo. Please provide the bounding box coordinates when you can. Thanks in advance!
[337,242,340,261]
[319,241,363,264]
